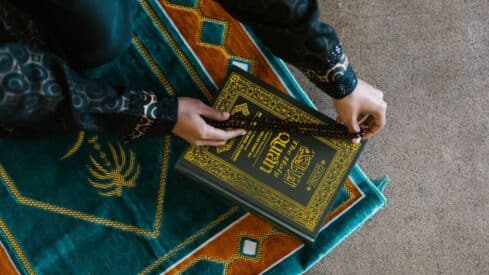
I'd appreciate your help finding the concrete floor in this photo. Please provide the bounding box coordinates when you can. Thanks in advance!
[294,0,489,274]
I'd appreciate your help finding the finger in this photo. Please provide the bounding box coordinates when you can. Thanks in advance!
[336,116,344,125]
[362,123,382,139]
[345,116,361,134]
[199,104,229,121]
[379,91,384,99]
[351,137,361,144]
[375,89,384,99]
[360,116,375,129]
[344,117,363,144]
[358,114,369,125]
[362,109,386,139]
[203,125,246,141]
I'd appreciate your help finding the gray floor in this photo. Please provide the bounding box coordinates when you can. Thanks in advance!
[293,0,489,274]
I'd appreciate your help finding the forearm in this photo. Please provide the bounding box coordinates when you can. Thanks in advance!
[0,42,178,139]
[217,0,358,99]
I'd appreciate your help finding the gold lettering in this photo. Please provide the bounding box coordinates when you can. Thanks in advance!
[285,146,315,188]
[287,140,299,156]
[259,132,290,174]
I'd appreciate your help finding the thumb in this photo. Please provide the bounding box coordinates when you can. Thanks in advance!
[345,118,362,144]
[345,117,361,134]
[200,105,230,121]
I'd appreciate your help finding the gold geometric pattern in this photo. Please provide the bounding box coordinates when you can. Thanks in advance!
[183,73,362,232]
[163,179,364,275]
[138,0,213,102]
[0,218,35,275]
[184,230,287,274]
[132,34,176,96]
[139,206,240,275]
[153,0,288,92]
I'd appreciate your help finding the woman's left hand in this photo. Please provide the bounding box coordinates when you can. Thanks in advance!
[334,79,387,143]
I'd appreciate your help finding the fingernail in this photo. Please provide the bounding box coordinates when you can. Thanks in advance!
[240,131,246,135]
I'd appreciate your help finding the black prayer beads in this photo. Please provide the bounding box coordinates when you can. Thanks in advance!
[206,113,366,140]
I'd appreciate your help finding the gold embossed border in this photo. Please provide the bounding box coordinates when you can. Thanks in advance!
[183,73,361,232]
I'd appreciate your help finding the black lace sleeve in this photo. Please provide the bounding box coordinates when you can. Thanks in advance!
[0,42,178,139]
[217,0,358,99]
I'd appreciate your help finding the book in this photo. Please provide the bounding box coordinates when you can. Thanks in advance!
[174,67,366,243]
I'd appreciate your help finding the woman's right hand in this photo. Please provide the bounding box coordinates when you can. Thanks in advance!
[171,97,246,146]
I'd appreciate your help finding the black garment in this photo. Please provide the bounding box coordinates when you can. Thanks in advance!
[0,0,177,140]
[217,0,357,98]
[0,0,358,139]
[6,0,132,68]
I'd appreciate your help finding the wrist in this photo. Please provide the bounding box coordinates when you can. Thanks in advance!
[299,47,359,99]
[150,95,179,135]
[303,62,358,99]
[123,90,179,142]
[330,64,358,99]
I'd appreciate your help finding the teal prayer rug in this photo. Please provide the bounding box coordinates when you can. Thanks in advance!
[0,0,388,274]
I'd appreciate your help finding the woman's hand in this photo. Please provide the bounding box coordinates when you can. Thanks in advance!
[334,79,387,143]
[171,97,246,146]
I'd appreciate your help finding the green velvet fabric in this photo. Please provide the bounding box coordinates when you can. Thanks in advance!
[0,1,388,274]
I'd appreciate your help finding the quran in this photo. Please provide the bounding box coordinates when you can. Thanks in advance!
[174,67,366,243]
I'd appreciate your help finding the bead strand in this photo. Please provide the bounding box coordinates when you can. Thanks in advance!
[206,113,365,140]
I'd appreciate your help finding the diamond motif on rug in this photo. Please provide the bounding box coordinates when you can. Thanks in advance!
[229,57,251,72]
[200,19,226,46]
[239,237,259,258]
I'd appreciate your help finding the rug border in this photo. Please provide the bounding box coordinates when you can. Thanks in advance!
[263,164,387,274]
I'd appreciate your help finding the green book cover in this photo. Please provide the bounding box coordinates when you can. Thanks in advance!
[174,67,366,243]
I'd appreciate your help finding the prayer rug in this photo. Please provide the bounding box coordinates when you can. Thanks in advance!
[0,0,388,274]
